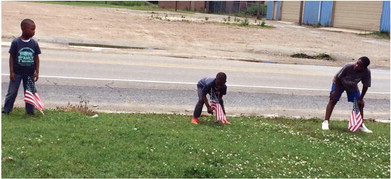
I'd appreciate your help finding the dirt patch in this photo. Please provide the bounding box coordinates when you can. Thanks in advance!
[2,2,390,69]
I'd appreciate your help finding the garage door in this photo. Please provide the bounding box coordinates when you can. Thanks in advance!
[280,1,301,23]
[333,1,382,31]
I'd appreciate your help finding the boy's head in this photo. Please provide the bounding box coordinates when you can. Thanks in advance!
[215,72,227,89]
[20,19,36,39]
[354,56,370,72]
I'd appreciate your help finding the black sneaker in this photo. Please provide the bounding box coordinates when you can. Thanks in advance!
[26,112,35,116]
[2,111,9,115]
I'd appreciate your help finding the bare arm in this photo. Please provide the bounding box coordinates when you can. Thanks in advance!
[9,54,15,81]
[359,86,368,100]
[203,95,212,113]
[203,94,213,114]
[34,55,40,82]
[358,86,368,107]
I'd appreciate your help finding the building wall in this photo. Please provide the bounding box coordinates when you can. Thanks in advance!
[319,1,333,26]
[194,1,206,12]
[158,1,176,9]
[159,1,264,13]
[272,1,385,31]
[280,1,301,23]
[303,1,320,25]
[380,1,390,32]
[266,1,274,20]
[333,1,383,31]
[158,1,206,12]
[177,1,192,11]
[275,1,282,20]
[266,1,282,20]
[225,1,235,13]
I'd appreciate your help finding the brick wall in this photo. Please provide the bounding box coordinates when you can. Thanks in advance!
[158,1,176,9]
[193,1,206,12]
[158,1,263,13]
[158,1,206,11]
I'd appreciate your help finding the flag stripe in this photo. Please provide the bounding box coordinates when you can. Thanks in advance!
[34,93,44,108]
[24,96,42,110]
[349,100,362,132]
[24,90,44,111]
[25,92,43,109]
[211,100,227,123]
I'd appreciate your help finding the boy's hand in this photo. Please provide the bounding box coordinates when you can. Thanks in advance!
[34,72,39,82]
[207,106,213,114]
[10,72,16,81]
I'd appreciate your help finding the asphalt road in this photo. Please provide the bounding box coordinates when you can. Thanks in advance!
[1,45,390,121]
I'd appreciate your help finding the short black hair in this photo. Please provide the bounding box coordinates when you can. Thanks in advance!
[20,19,35,29]
[359,56,370,68]
[216,72,227,81]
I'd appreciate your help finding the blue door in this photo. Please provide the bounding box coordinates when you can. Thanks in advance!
[266,1,281,20]
[266,1,274,20]
[380,1,390,32]
[303,1,333,26]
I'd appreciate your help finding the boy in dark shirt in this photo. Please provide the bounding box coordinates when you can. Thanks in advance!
[322,57,372,133]
[2,19,41,115]
[191,72,228,124]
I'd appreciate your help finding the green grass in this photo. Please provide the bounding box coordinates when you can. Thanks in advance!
[2,108,390,178]
[364,31,390,39]
[37,1,162,11]
[213,21,274,29]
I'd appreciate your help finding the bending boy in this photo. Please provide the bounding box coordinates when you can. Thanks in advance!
[191,72,227,124]
[322,57,372,133]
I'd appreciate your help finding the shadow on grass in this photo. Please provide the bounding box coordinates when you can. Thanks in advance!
[2,110,43,119]
[198,116,226,128]
[330,125,369,136]
[330,125,350,133]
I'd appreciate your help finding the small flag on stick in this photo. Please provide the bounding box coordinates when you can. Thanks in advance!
[210,93,230,124]
[24,76,44,115]
[348,99,362,132]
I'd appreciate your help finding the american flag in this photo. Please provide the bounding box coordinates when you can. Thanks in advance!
[24,76,44,115]
[210,93,230,124]
[349,99,362,132]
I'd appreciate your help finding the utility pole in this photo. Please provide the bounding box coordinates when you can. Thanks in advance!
[175,1,178,11]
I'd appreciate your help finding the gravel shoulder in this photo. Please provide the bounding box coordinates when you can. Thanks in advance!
[2,2,390,69]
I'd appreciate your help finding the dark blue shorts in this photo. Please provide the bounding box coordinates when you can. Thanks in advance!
[330,83,360,102]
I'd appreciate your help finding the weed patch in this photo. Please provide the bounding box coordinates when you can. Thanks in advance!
[359,31,390,39]
[55,96,96,116]
[291,53,335,61]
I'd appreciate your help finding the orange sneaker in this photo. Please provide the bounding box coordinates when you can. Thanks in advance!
[191,118,200,124]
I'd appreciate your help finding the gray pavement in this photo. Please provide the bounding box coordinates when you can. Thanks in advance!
[1,43,390,121]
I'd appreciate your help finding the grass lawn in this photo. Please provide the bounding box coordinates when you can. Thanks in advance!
[2,108,390,178]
